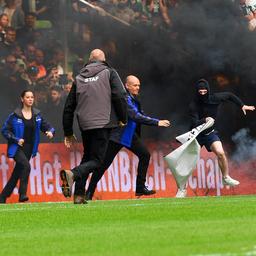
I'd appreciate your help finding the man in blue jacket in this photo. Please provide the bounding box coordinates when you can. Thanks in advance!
[74,75,170,203]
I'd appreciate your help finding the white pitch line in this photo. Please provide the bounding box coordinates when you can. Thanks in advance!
[191,245,256,256]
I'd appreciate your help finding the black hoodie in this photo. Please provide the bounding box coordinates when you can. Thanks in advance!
[189,79,244,134]
[63,61,127,136]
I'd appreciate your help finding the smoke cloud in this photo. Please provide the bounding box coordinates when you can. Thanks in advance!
[231,128,256,163]
[126,0,256,142]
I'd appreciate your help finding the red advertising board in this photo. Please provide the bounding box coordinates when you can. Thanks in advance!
[0,142,255,203]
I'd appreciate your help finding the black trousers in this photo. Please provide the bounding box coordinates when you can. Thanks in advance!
[72,128,111,189]
[1,145,32,198]
[74,133,150,196]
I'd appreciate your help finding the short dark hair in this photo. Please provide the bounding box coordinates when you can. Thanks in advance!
[50,85,62,93]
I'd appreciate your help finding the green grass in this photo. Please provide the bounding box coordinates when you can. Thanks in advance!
[0,196,256,256]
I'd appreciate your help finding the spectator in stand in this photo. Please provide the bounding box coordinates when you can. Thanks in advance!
[71,0,90,36]
[32,30,48,50]
[11,44,27,69]
[13,53,26,81]
[44,86,64,141]
[22,65,40,88]
[16,12,37,47]
[128,0,150,24]
[29,49,47,79]
[48,85,63,108]
[35,0,51,19]
[240,0,256,31]
[49,48,65,75]
[110,0,137,24]
[0,0,24,29]
[0,12,8,26]
[33,83,48,111]
[34,0,59,26]
[41,65,60,88]
[0,26,17,60]
[0,13,9,40]
[23,42,36,63]
[0,54,27,111]
[61,81,72,101]
[146,0,167,28]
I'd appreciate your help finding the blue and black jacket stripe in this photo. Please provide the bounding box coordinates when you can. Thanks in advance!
[110,94,159,147]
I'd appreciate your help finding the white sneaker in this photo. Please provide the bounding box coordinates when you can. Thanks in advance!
[175,189,187,198]
[222,175,240,186]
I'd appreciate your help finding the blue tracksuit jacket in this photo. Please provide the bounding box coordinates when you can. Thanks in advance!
[1,108,55,158]
[110,94,159,147]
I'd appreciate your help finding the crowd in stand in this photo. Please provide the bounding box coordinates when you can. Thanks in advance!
[71,0,178,29]
[0,1,72,142]
[0,0,180,143]
[0,0,254,143]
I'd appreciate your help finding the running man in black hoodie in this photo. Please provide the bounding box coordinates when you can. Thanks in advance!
[182,79,255,197]
[60,49,127,200]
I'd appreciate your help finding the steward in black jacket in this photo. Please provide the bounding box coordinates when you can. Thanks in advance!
[60,49,127,201]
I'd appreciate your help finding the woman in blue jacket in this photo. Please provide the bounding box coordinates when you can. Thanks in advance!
[0,90,55,204]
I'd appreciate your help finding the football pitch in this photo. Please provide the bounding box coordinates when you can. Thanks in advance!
[0,196,256,256]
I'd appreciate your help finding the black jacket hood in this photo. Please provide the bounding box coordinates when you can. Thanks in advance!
[79,61,110,78]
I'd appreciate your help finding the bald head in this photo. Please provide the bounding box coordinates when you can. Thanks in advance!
[89,49,106,62]
[125,75,140,96]
[126,75,140,85]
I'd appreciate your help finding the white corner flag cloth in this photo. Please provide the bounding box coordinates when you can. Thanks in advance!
[164,118,214,189]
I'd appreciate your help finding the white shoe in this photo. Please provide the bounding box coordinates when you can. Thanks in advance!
[175,189,187,198]
[222,175,240,186]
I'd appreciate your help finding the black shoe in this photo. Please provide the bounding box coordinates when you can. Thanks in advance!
[0,194,6,204]
[19,195,29,202]
[60,170,74,198]
[85,191,93,201]
[135,186,156,196]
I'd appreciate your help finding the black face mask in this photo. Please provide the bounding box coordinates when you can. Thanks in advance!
[197,91,208,102]
[195,79,210,103]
